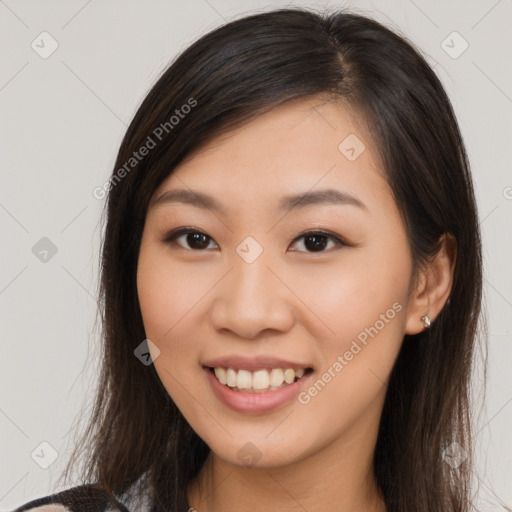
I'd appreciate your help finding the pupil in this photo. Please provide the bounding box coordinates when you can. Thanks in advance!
[188,233,209,249]
[305,234,327,251]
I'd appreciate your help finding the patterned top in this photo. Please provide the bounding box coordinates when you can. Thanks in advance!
[11,484,179,512]
[12,485,124,511]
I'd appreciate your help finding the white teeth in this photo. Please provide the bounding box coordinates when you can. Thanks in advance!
[284,368,295,384]
[252,369,270,390]
[269,368,284,387]
[236,369,252,390]
[226,368,237,387]
[214,367,227,385]
[211,366,308,392]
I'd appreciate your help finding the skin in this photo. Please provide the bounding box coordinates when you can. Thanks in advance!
[136,95,456,512]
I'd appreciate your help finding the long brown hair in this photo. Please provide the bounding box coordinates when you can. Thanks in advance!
[57,7,484,512]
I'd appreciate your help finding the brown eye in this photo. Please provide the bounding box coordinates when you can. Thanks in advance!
[164,228,217,250]
[289,231,346,253]
[163,228,346,253]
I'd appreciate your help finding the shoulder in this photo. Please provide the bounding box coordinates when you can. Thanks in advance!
[13,503,70,512]
[12,484,132,512]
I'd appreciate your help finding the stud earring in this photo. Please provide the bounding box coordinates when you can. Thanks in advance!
[421,315,431,328]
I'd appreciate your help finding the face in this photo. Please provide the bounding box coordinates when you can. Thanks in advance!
[136,95,415,470]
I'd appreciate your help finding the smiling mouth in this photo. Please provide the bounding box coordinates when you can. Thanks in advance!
[206,366,313,393]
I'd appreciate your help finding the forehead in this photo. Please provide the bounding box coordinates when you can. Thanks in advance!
[151,96,392,217]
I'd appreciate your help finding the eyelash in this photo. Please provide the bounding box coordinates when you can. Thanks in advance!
[163,227,348,253]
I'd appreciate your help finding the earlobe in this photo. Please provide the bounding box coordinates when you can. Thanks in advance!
[405,232,457,335]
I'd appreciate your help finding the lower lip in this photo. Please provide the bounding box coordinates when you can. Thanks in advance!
[203,367,313,414]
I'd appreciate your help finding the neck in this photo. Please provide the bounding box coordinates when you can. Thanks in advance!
[186,416,387,512]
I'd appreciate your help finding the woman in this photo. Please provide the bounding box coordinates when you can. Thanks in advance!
[14,6,483,512]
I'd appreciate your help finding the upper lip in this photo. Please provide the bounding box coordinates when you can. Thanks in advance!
[203,355,313,372]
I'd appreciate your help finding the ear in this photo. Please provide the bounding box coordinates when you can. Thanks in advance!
[405,233,457,335]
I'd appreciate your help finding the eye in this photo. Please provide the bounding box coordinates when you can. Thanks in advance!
[289,230,346,253]
[164,227,218,251]
[163,228,347,253]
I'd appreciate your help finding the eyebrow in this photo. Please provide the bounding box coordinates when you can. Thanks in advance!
[149,187,367,213]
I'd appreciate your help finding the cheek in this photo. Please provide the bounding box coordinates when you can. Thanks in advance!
[137,260,174,340]
[136,243,220,384]
[294,234,411,397]
[137,245,200,341]
[136,247,203,407]
[291,271,407,448]
[293,243,411,343]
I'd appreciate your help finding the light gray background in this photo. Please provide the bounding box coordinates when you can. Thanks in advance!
[1,0,511,510]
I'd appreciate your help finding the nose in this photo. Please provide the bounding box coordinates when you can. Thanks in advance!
[209,252,296,340]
